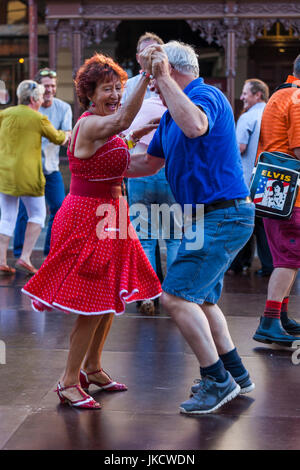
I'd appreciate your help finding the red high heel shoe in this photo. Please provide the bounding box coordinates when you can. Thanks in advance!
[80,369,127,392]
[55,382,101,409]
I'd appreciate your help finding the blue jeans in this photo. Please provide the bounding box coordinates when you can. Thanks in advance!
[14,171,66,256]
[230,216,273,273]
[163,201,255,304]
[128,174,181,274]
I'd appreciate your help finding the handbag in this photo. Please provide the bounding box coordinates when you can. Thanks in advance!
[250,150,300,219]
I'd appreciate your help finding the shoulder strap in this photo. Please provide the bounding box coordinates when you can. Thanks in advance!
[69,122,81,155]
[275,83,300,92]
[69,112,93,154]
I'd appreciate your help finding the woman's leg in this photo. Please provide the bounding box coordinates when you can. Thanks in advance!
[0,193,19,266]
[20,196,46,266]
[63,315,103,385]
[20,222,42,266]
[60,315,103,402]
[82,313,115,383]
[0,234,11,266]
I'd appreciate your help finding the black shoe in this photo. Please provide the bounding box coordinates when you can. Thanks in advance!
[253,316,300,346]
[255,269,273,277]
[281,316,300,335]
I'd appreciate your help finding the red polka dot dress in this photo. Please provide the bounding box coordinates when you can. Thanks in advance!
[22,112,162,315]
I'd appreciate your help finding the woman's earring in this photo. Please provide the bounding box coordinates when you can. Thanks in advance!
[89,101,95,108]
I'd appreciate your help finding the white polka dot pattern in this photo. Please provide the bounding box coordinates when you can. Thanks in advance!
[23,113,162,315]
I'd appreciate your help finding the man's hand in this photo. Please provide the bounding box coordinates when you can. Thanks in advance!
[140,45,209,138]
[133,117,160,140]
[139,45,170,79]
[138,44,153,74]
[149,47,170,79]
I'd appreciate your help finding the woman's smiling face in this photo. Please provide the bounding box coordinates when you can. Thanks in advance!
[91,76,122,115]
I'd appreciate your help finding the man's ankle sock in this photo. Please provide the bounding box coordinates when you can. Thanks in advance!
[263,300,282,319]
[200,358,228,383]
[219,348,247,379]
[281,297,289,322]
[281,297,289,313]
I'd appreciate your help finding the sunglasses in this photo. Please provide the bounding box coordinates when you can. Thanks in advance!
[28,82,37,90]
[39,70,57,78]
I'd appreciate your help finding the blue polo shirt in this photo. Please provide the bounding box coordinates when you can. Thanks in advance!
[148,78,249,208]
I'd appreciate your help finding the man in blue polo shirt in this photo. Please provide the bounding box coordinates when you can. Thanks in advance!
[126,41,255,415]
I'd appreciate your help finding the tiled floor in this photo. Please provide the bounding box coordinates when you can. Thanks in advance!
[0,252,300,450]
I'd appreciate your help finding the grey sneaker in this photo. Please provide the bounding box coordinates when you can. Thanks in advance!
[180,372,240,415]
[191,370,255,395]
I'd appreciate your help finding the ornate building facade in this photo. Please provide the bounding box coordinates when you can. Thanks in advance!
[0,0,300,117]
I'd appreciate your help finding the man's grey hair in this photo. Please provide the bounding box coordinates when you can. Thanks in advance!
[162,41,199,78]
[16,80,44,105]
[293,54,300,79]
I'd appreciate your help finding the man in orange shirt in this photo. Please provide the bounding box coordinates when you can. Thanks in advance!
[253,55,300,345]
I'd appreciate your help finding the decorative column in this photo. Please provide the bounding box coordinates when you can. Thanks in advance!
[70,19,85,120]
[224,18,238,109]
[70,19,84,77]
[28,0,38,79]
[45,18,59,71]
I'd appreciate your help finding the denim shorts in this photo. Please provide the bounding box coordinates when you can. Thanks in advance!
[162,200,255,304]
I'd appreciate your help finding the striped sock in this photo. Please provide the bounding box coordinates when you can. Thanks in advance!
[263,300,282,319]
[281,297,289,323]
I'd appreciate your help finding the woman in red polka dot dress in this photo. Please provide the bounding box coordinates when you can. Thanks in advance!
[22,53,162,409]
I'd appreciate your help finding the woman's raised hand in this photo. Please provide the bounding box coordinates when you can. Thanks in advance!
[139,45,170,79]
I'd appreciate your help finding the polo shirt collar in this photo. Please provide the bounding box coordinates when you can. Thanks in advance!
[286,75,300,85]
[183,77,204,94]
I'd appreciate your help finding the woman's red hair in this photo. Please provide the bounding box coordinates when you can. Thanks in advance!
[74,53,128,109]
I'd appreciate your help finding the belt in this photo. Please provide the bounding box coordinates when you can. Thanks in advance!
[192,196,252,217]
[70,176,123,198]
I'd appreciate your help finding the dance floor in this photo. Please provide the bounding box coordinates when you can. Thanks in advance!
[1,251,300,451]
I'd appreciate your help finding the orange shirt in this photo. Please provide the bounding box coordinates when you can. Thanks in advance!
[257,75,300,206]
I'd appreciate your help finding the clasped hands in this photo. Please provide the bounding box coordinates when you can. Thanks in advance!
[139,45,171,79]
